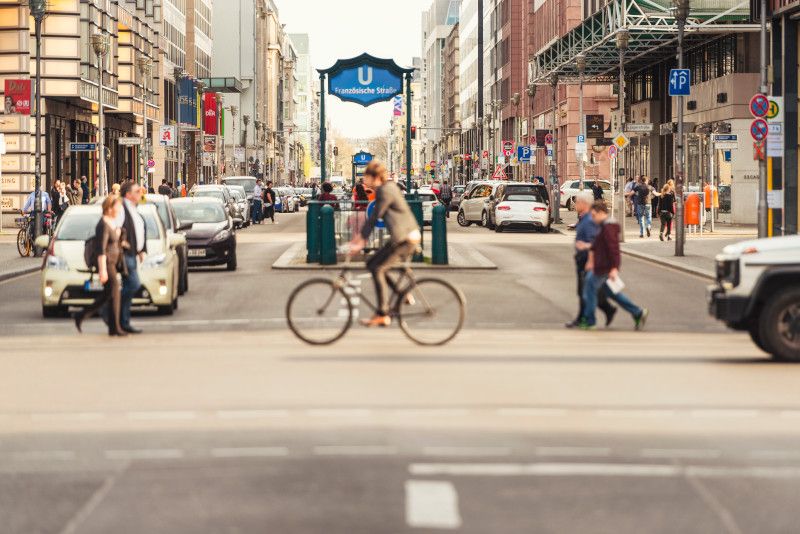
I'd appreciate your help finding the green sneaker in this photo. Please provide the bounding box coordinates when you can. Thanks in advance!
[578,320,596,331]
[635,308,649,331]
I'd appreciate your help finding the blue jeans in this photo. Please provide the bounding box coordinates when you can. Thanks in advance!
[635,204,652,236]
[120,254,141,329]
[581,271,642,326]
[251,199,263,223]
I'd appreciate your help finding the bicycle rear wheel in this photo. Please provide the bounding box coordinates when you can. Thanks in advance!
[398,278,465,346]
[17,228,30,257]
[286,278,353,345]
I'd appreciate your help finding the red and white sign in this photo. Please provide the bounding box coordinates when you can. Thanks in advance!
[482,150,489,159]
[159,125,176,147]
[429,160,436,168]
[463,153,471,161]
[492,165,508,180]
[4,79,31,115]
[203,92,218,134]
[502,140,514,157]
[544,133,554,145]
[608,146,617,159]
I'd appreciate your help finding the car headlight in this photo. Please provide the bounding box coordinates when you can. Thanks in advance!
[142,253,167,269]
[45,255,69,271]
[211,230,231,243]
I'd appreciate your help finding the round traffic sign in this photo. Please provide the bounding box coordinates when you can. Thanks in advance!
[147,159,155,168]
[544,133,554,145]
[767,99,780,120]
[750,94,769,118]
[750,118,768,141]
[608,146,618,159]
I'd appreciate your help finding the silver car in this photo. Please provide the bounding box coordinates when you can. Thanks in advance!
[226,184,251,227]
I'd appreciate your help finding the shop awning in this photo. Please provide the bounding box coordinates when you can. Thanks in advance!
[528,0,760,85]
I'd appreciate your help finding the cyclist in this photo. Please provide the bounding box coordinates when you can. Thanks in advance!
[22,187,52,216]
[349,161,421,327]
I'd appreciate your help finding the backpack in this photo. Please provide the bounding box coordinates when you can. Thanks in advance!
[84,235,98,272]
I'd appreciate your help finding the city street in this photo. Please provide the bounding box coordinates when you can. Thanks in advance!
[2,215,798,533]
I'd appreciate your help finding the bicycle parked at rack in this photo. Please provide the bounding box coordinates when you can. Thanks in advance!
[286,250,466,346]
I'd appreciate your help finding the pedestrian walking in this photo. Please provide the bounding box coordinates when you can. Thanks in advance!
[632,176,653,238]
[658,183,675,241]
[73,195,127,336]
[115,181,146,334]
[318,182,339,209]
[566,192,617,329]
[591,179,604,201]
[263,180,276,224]
[439,180,453,218]
[580,201,648,330]
[623,177,636,216]
[252,179,264,224]
[81,176,90,204]
[650,178,660,216]
[158,179,172,196]
[55,181,70,223]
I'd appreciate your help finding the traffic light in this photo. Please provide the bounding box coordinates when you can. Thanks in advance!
[411,126,417,139]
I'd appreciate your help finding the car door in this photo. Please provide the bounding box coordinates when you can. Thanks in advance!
[465,185,488,220]
[489,185,504,224]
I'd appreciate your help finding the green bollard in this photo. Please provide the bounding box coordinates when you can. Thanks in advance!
[320,204,337,265]
[431,204,448,265]
[405,193,424,262]
[306,202,321,263]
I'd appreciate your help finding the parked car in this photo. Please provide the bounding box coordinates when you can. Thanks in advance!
[226,185,251,227]
[38,204,183,317]
[708,235,800,361]
[274,187,299,213]
[486,183,551,233]
[190,185,243,227]
[449,184,466,211]
[170,197,237,271]
[142,193,191,295]
[221,176,257,202]
[457,181,506,227]
[295,187,312,207]
[560,179,612,210]
[415,189,440,224]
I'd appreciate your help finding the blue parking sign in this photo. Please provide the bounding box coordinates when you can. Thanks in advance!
[669,69,690,96]
[517,145,532,163]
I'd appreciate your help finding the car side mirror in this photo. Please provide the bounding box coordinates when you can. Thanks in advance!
[168,233,186,248]
[35,235,50,249]
[177,221,193,232]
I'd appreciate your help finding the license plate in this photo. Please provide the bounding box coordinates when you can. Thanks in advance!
[188,249,206,257]
[84,280,104,292]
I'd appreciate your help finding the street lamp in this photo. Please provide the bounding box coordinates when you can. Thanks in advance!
[527,84,537,183]
[511,92,521,180]
[576,53,587,192]
[243,114,251,175]
[195,79,206,185]
[551,74,562,224]
[173,67,185,187]
[616,28,629,243]
[673,0,688,255]
[29,0,47,253]
[136,56,153,188]
[228,105,238,173]
[216,93,224,177]
[91,33,110,197]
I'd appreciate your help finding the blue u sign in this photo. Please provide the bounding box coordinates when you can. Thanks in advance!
[353,151,374,166]
[321,53,413,108]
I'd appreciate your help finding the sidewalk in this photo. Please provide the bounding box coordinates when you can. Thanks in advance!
[0,232,40,282]
[554,209,756,280]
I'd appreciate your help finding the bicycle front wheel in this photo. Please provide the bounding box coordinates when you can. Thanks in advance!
[398,278,466,346]
[17,228,30,257]
[286,278,353,345]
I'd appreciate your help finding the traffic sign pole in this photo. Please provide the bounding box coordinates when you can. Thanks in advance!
[674,15,687,257]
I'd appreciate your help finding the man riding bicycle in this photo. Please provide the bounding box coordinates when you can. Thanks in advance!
[348,161,421,328]
[22,188,52,215]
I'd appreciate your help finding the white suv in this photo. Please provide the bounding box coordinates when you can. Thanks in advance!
[560,179,612,210]
[457,181,506,227]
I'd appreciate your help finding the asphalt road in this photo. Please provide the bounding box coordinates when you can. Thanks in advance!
[1,209,796,534]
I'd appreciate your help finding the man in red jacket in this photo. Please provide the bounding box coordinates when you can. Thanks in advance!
[580,201,649,330]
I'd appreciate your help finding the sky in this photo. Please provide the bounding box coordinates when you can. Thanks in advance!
[276,0,431,139]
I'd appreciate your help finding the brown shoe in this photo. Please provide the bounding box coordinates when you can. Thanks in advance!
[361,315,391,328]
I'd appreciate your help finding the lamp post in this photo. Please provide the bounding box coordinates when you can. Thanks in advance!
[673,0,688,256]
[576,53,587,192]
[173,68,185,188]
[511,92,521,181]
[136,56,153,188]
[195,79,205,185]
[616,28,630,244]
[527,84,537,182]
[91,33,110,196]
[758,0,768,237]
[29,0,46,253]
[216,93,223,177]
[551,75,561,224]
[243,114,251,176]
[228,105,238,174]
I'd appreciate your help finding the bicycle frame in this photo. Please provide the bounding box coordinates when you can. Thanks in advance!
[333,264,418,318]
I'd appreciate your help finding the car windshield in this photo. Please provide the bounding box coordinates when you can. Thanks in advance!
[223,178,256,194]
[193,189,225,202]
[138,209,162,240]
[230,189,245,201]
[56,212,101,241]
[454,186,465,193]
[172,202,227,223]
[150,201,173,231]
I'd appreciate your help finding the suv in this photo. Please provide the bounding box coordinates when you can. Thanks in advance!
[708,235,800,361]
[486,183,551,232]
[457,181,506,227]
[560,179,612,210]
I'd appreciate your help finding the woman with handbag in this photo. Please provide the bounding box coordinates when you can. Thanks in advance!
[73,195,128,336]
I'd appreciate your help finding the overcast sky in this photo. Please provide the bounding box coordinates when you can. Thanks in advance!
[277,0,431,139]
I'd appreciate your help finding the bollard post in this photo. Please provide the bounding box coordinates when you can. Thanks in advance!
[431,204,448,265]
[306,202,321,263]
[320,204,337,265]
[406,194,424,262]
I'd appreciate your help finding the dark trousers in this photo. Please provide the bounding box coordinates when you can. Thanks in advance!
[251,199,263,223]
[263,203,275,222]
[660,211,673,236]
[575,260,616,323]
[441,197,451,218]
[81,264,123,335]
[120,254,141,328]
[367,240,417,316]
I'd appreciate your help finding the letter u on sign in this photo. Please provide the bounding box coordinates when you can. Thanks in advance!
[358,67,373,86]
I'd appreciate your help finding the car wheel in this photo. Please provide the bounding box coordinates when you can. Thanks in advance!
[179,268,189,295]
[227,253,238,271]
[566,198,574,211]
[480,211,489,228]
[748,320,771,354]
[42,305,66,318]
[759,287,800,361]
[457,210,471,227]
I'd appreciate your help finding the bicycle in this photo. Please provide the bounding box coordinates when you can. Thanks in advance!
[286,249,466,346]
[16,211,54,257]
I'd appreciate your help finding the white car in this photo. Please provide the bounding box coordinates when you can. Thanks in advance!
[37,204,184,318]
[560,179,612,210]
[457,181,506,227]
[415,189,440,224]
[487,183,552,232]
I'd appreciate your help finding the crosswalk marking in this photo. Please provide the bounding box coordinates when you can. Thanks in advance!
[405,480,462,530]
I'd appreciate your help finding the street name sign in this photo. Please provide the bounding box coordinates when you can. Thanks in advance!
[118,137,142,146]
[324,54,407,107]
[712,134,738,150]
[70,143,97,152]
[668,69,690,96]
[625,123,654,133]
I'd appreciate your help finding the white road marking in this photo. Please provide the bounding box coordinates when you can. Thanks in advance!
[640,448,722,460]
[749,450,800,460]
[210,447,289,458]
[313,445,398,456]
[536,446,611,458]
[9,450,76,461]
[779,410,800,419]
[104,449,184,460]
[422,446,511,457]
[59,463,128,534]
[394,408,470,417]
[215,409,289,419]
[405,480,462,530]
[307,408,372,418]
[690,409,759,418]
[31,412,106,421]
[596,409,677,418]
[497,408,567,417]
[127,411,197,421]
[409,463,800,479]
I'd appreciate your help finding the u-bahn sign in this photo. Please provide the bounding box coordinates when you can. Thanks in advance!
[321,53,411,107]
[352,150,374,166]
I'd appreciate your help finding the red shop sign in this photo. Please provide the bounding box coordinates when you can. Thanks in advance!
[4,79,31,115]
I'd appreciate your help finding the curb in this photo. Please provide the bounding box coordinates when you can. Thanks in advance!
[0,265,39,283]
[621,248,714,280]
